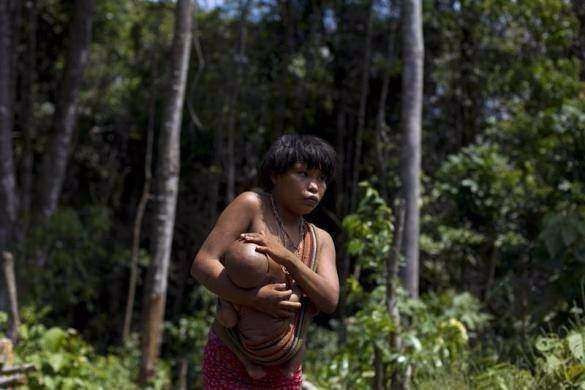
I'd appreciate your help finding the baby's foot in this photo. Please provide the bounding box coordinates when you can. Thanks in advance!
[280,361,301,377]
[244,362,266,379]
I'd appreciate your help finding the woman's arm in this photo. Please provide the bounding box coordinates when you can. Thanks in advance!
[191,191,301,318]
[241,228,339,314]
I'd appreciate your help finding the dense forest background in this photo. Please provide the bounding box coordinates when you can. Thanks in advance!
[1,0,585,388]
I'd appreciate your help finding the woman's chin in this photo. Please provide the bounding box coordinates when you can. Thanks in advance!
[299,204,317,215]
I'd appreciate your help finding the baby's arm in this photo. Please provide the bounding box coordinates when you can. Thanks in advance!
[191,192,300,318]
[217,298,238,328]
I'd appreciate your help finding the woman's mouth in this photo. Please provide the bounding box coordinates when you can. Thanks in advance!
[303,196,319,206]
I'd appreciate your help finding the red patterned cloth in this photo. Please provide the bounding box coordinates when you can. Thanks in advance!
[203,329,303,389]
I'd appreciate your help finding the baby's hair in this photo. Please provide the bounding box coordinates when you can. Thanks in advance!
[259,134,336,191]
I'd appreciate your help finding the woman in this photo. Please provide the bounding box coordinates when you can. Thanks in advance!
[191,134,339,389]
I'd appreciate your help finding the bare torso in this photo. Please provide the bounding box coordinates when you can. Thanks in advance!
[230,193,306,343]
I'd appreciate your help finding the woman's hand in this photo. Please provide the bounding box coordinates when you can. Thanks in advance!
[252,283,301,318]
[239,231,295,267]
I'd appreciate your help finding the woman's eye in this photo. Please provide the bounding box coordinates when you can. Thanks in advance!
[298,171,308,177]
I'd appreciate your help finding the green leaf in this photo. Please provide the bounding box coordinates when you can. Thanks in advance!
[567,333,585,362]
[42,327,68,352]
[47,353,66,373]
[535,337,558,352]
[544,233,563,258]
[566,364,585,383]
[545,354,562,374]
[562,224,578,247]
[347,239,365,255]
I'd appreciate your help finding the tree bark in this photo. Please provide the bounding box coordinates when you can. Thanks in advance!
[177,357,188,390]
[36,0,94,221]
[225,0,252,204]
[375,16,398,201]
[276,0,295,135]
[18,0,36,237]
[0,0,18,252]
[571,0,585,81]
[400,0,424,299]
[374,345,385,390]
[0,0,19,314]
[335,98,350,345]
[350,0,374,211]
[122,86,156,342]
[0,0,19,313]
[389,201,406,390]
[139,0,193,382]
[2,252,20,343]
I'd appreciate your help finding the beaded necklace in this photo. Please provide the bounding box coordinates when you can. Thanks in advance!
[269,194,306,283]
[269,194,306,254]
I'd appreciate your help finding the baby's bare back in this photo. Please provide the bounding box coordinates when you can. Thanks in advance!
[237,286,302,343]
[223,240,301,344]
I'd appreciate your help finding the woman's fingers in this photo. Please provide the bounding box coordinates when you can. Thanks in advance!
[254,245,269,254]
[279,300,301,311]
[240,232,264,240]
[276,289,293,299]
[276,301,301,318]
[242,237,265,246]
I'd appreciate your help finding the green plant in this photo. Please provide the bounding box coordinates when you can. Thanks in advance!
[535,327,585,387]
[0,307,170,389]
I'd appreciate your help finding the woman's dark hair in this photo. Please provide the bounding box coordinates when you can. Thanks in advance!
[259,134,336,190]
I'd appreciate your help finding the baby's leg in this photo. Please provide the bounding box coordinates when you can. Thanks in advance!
[216,298,238,328]
[240,357,266,379]
[213,320,266,379]
[280,344,305,377]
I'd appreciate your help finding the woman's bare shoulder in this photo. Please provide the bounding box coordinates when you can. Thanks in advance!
[231,190,269,213]
[234,190,262,206]
[311,224,335,249]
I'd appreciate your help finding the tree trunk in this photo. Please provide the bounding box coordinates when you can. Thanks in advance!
[139,0,193,382]
[572,0,585,81]
[335,102,347,217]
[2,251,20,343]
[375,16,398,201]
[18,0,36,237]
[388,201,405,389]
[276,0,295,135]
[36,0,94,222]
[225,0,252,204]
[122,87,155,342]
[177,357,188,390]
[0,0,18,254]
[400,0,424,299]
[335,99,350,345]
[350,0,373,211]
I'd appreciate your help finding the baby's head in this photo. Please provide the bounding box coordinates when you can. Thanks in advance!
[223,240,269,289]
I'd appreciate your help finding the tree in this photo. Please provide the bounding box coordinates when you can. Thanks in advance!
[0,0,18,313]
[0,0,18,252]
[139,0,193,382]
[400,0,423,299]
[36,0,95,222]
[224,0,252,203]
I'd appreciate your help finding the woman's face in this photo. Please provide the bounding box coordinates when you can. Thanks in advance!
[272,162,327,215]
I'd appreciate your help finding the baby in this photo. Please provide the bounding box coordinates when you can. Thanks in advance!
[217,239,309,379]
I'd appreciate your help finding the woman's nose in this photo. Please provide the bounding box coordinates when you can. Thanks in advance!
[308,180,319,193]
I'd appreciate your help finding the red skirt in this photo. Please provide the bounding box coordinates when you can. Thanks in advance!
[202,329,303,389]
